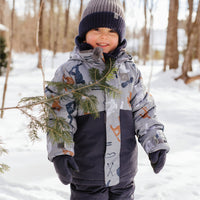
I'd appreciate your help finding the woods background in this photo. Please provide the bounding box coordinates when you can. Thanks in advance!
[0,0,200,83]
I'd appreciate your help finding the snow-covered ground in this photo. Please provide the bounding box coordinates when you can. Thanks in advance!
[0,51,200,200]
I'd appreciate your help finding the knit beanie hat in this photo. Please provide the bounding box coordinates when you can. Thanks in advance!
[78,0,126,43]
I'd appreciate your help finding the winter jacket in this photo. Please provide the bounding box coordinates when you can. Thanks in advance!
[45,46,170,186]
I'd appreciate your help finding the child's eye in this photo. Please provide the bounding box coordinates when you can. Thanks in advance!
[93,28,99,31]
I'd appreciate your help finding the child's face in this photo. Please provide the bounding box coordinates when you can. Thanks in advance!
[85,27,119,53]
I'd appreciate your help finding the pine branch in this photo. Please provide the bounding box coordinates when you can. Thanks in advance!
[0,145,7,156]
[79,94,98,117]
[46,118,73,144]
[0,60,120,112]
[0,139,9,173]
[0,58,121,145]
[0,164,9,174]
[89,58,120,98]
[46,106,73,144]
[19,108,42,142]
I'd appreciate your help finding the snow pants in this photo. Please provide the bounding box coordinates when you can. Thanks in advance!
[70,180,135,200]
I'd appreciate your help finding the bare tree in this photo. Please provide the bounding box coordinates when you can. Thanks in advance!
[198,7,200,62]
[186,0,193,37]
[175,0,200,84]
[63,0,71,51]
[79,0,84,22]
[198,27,200,63]
[0,0,7,38]
[148,0,157,57]
[48,0,54,51]
[33,0,38,51]
[185,0,194,71]
[0,0,6,25]
[141,0,149,65]
[163,0,179,71]
[1,0,15,118]
[53,0,61,56]
[33,0,37,16]
[37,0,45,69]
[141,0,157,66]
[123,0,126,12]
[0,0,81,53]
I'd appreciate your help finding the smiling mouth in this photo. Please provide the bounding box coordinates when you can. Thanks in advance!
[96,43,109,48]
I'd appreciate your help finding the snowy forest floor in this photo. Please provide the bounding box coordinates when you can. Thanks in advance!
[0,51,200,200]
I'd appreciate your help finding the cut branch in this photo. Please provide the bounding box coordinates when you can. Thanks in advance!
[1,0,15,118]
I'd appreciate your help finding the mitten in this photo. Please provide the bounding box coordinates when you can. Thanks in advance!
[53,155,79,185]
[149,150,167,174]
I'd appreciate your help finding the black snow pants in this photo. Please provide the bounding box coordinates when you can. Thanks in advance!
[70,180,135,200]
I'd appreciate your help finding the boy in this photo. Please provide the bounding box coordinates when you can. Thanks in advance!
[45,0,170,199]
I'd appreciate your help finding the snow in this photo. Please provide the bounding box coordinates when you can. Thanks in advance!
[0,24,8,32]
[0,51,200,200]
[150,29,188,51]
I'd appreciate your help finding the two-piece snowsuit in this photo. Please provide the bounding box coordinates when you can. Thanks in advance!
[45,46,169,195]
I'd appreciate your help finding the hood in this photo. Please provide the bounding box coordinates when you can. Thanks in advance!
[69,43,132,66]
[75,35,128,60]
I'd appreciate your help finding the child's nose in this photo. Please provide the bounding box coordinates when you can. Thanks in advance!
[100,32,108,39]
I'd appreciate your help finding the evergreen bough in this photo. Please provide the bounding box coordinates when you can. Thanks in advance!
[18,58,120,144]
[0,139,9,173]
[0,56,121,174]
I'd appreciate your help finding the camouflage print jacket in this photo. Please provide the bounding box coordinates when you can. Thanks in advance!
[45,46,170,186]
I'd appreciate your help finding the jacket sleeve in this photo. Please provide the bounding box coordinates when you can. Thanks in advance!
[45,63,77,161]
[130,65,170,154]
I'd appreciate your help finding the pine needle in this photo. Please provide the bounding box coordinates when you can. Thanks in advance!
[0,164,9,173]
[15,58,121,145]
[0,139,9,173]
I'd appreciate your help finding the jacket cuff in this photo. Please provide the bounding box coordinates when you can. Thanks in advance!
[142,130,170,154]
[47,138,75,162]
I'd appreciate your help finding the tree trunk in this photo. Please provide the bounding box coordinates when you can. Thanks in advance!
[37,0,44,69]
[62,0,71,52]
[185,0,193,71]
[182,0,200,75]
[48,0,54,51]
[79,0,83,23]
[53,0,61,56]
[1,0,15,118]
[182,31,196,76]
[33,0,37,51]
[164,0,179,71]
[123,0,126,12]
[0,0,6,24]
[0,0,6,38]
[142,0,149,65]
[186,0,193,38]
[33,0,37,17]
[198,9,200,62]
[147,0,157,92]
[175,0,200,83]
